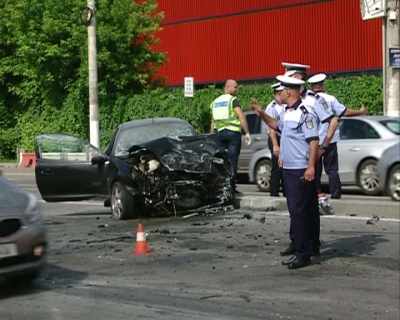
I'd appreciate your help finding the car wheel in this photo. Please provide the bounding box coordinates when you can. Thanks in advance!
[255,159,271,192]
[357,159,380,196]
[388,164,400,202]
[110,181,135,220]
[6,270,40,285]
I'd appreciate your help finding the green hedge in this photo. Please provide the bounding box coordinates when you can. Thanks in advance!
[1,74,383,158]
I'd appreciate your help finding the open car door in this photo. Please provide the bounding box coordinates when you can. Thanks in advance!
[34,133,109,202]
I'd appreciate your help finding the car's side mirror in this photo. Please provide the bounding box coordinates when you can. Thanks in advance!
[91,155,107,166]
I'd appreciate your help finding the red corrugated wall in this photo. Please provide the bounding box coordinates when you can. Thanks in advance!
[154,0,382,85]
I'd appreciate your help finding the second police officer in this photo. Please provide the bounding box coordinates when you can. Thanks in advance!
[265,83,286,197]
[251,75,320,270]
[307,73,368,199]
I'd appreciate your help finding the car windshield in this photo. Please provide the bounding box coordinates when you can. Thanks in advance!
[113,121,196,157]
[379,119,400,135]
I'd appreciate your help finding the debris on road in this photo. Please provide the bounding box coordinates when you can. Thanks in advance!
[243,213,252,220]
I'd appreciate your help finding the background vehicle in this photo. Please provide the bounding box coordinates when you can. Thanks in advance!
[238,110,270,189]
[377,142,400,201]
[320,116,400,196]
[34,117,233,220]
[0,176,47,284]
[247,116,400,195]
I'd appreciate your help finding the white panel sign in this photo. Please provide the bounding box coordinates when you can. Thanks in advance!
[360,0,386,20]
[184,77,194,98]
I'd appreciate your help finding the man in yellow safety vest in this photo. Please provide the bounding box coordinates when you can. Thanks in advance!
[210,79,251,195]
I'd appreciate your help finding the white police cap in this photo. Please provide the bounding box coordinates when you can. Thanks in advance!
[271,82,285,91]
[308,73,327,84]
[276,75,305,89]
[284,70,297,77]
[281,62,310,74]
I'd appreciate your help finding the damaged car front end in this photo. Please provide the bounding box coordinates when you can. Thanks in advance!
[126,134,234,214]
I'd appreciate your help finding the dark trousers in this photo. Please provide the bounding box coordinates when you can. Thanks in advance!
[217,129,241,190]
[283,168,319,259]
[267,136,285,196]
[316,143,342,198]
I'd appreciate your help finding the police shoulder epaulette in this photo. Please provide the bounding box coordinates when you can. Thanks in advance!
[307,91,316,97]
[271,101,276,107]
[299,105,308,114]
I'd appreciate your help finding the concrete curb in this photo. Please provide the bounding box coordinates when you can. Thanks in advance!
[238,196,400,220]
[0,162,18,168]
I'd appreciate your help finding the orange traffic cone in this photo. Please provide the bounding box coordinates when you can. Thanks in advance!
[132,223,152,255]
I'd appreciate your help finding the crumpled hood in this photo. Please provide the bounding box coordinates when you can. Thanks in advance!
[0,178,30,215]
[128,134,227,173]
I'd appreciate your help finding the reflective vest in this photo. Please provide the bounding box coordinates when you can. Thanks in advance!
[211,94,241,132]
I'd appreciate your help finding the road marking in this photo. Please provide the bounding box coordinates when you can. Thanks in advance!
[263,211,400,223]
[38,200,104,206]
[3,172,34,176]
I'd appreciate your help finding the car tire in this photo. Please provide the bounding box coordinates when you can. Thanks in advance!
[357,159,380,196]
[110,181,135,220]
[388,164,400,202]
[255,159,271,192]
[6,269,40,285]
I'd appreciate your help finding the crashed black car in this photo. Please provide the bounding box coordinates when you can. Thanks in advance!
[34,117,233,219]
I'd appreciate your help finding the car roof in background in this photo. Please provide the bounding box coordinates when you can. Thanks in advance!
[341,115,400,121]
[119,117,190,130]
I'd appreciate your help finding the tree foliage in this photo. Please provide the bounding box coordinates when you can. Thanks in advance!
[0,0,166,158]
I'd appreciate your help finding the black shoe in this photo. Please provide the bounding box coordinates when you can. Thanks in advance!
[311,248,320,257]
[282,255,296,266]
[280,246,296,256]
[270,194,280,197]
[287,257,311,270]
[234,189,243,196]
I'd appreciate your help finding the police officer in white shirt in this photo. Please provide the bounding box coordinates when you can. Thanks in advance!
[265,83,286,197]
[251,75,320,270]
[307,73,367,199]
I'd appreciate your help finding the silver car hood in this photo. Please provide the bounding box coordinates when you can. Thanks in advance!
[0,178,30,215]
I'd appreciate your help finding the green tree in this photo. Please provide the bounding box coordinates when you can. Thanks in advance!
[0,0,166,156]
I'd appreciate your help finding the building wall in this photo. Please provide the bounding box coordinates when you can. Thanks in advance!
[155,0,382,85]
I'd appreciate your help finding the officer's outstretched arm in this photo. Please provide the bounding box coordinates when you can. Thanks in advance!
[250,99,278,130]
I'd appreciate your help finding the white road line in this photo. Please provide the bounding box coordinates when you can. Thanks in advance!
[264,211,400,223]
[3,172,34,176]
[38,200,104,206]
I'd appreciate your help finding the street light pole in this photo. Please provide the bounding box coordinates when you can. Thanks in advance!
[87,0,100,148]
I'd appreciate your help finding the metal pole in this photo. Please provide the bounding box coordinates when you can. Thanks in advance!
[382,17,387,115]
[386,0,400,117]
[87,0,100,148]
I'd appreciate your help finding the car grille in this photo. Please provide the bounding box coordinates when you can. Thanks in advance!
[0,219,22,238]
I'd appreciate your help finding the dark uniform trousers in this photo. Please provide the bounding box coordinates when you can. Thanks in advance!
[316,142,342,198]
[217,129,242,190]
[283,168,320,258]
[267,136,285,196]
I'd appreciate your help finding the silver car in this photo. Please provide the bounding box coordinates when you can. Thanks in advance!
[0,174,47,283]
[238,110,271,191]
[248,116,400,195]
[377,142,400,201]
[320,116,400,195]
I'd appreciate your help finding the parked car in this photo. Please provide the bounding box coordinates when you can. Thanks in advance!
[248,116,400,195]
[238,110,271,189]
[0,175,47,284]
[377,142,400,201]
[34,117,233,220]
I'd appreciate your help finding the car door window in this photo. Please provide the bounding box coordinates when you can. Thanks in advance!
[36,134,104,161]
[242,114,260,135]
[339,119,380,140]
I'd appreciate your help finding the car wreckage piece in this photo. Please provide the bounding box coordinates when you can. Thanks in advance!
[126,134,234,214]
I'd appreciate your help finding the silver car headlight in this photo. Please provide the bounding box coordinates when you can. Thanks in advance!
[24,193,43,224]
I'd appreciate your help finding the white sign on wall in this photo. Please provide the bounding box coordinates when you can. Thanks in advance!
[184,77,194,98]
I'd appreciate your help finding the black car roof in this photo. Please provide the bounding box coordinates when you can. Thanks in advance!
[118,117,189,130]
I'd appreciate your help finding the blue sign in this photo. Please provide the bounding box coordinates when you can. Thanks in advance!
[389,47,400,68]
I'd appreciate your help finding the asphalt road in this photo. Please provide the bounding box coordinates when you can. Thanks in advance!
[0,167,399,319]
